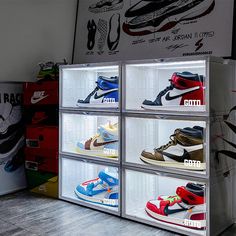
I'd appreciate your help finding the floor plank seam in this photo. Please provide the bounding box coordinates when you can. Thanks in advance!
[0,217,41,236]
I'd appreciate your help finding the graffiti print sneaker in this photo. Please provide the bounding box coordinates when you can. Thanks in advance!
[76,122,118,158]
[123,0,215,36]
[140,127,205,170]
[76,76,119,108]
[89,0,124,13]
[142,72,204,110]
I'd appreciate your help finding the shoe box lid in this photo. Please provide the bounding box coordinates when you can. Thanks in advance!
[26,125,58,150]
[23,81,59,106]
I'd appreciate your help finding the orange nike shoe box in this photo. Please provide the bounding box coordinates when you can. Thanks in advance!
[25,147,58,174]
[23,81,59,106]
[26,125,59,150]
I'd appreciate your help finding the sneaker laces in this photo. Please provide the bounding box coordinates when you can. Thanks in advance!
[156,80,174,100]
[155,134,177,152]
[85,85,99,99]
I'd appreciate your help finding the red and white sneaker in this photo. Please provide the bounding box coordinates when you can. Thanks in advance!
[146,183,206,230]
[146,196,206,230]
[142,71,205,110]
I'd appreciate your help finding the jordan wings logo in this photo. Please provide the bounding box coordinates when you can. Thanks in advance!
[31,91,49,104]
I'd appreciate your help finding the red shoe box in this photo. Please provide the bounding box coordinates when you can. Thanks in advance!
[25,147,58,174]
[26,126,59,150]
[23,81,59,106]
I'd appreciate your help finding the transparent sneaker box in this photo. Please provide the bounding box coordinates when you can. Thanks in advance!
[60,157,120,214]
[60,64,121,111]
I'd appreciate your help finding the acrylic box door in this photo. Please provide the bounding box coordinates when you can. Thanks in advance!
[61,157,119,212]
[61,113,119,161]
[124,60,206,113]
[124,169,207,236]
[61,65,120,109]
[125,117,207,175]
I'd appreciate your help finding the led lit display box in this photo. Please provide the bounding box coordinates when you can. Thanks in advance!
[59,58,236,236]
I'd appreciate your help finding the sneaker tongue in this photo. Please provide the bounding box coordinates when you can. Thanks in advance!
[98,170,118,186]
[175,129,202,146]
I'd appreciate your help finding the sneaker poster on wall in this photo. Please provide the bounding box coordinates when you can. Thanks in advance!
[0,83,26,195]
[74,0,235,63]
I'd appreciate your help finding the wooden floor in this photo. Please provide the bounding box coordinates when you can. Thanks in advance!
[0,191,234,236]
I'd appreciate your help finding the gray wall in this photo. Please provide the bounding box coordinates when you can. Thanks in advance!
[0,0,77,82]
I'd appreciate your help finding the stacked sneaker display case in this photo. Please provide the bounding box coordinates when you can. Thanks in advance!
[59,57,235,236]
[23,81,59,198]
[60,64,121,214]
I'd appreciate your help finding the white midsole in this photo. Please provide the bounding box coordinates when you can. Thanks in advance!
[145,207,206,229]
[74,188,118,207]
[141,105,206,112]
[140,156,206,170]
[76,147,118,158]
[76,102,119,108]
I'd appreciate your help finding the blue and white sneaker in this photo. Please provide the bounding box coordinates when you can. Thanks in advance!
[75,169,119,207]
[76,122,118,158]
[76,76,119,108]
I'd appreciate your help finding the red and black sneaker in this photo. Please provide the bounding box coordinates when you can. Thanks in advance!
[142,71,205,110]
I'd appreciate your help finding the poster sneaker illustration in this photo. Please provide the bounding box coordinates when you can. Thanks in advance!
[123,0,215,36]
[75,169,119,207]
[140,126,205,170]
[87,19,97,50]
[142,71,204,110]
[89,0,124,13]
[0,103,22,139]
[76,122,118,158]
[76,76,119,108]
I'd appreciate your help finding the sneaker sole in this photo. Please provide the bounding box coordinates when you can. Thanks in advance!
[141,105,206,112]
[74,188,118,207]
[76,147,118,158]
[123,0,215,36]
[76,102,119,108]
[140,156,206,170]
[145,206,206,230]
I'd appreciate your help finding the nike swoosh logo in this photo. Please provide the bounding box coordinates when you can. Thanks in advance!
[93,139,117,147]
[94,89,117,99]
[164,205,189,215]
[31,95,49,104]
[161,149,191,162]
[165,86,200,101]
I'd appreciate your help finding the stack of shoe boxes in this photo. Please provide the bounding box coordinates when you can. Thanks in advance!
[23,81,59,198]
